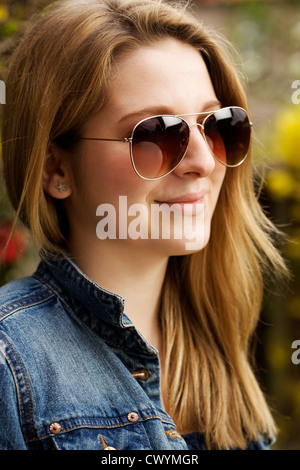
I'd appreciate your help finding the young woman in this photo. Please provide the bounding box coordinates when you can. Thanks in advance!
[0,0,287,450]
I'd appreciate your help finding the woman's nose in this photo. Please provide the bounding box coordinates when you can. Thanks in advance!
[173,122,216,178]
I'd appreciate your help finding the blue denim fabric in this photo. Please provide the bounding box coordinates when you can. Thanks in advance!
[0,255,272,450]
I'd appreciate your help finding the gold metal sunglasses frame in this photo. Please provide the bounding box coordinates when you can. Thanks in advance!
[79,106,252,180]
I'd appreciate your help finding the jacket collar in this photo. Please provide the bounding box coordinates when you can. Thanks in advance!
[35,254,130,329]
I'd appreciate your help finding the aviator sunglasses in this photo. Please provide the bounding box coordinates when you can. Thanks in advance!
[79,106,252,180]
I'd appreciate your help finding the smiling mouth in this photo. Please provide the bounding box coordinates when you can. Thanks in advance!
[156,190,207,204]
[155,192,207,215]
[156,191,207,204]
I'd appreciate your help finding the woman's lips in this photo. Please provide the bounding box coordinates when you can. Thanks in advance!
[155,191,207,214]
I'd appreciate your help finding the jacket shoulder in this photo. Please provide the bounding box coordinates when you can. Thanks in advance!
[0,275,54,323]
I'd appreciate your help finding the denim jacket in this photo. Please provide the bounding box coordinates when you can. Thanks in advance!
[0,255,272,450]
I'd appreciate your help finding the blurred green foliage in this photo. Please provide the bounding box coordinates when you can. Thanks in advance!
[0,0,299,449]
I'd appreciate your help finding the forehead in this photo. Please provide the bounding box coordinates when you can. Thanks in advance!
[105,38,217,115]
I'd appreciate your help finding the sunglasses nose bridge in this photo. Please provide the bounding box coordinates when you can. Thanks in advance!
[189,122,206,143]
[178,121,214,174]
[190,122,205,133]
[180,121,206,157]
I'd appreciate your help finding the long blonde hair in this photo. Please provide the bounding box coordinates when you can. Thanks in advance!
[1,0,287,449]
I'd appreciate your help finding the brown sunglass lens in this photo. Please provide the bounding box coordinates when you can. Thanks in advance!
[132,116,189,179]
[204,108,251,166]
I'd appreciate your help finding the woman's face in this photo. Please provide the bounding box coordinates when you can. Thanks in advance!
[64,38,226,256]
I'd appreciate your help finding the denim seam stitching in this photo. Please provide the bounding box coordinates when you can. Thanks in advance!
[26,414,174,442]
[0,332,36,441]
[0,289,53,321]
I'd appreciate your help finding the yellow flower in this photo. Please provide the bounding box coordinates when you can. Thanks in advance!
[0,5,9,23]
[271,106,300,169]
[266,168,295,199]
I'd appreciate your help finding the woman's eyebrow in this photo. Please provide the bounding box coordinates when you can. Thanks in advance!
[118,106,174,124]
[200,99,222,112]
[118,100,222,124]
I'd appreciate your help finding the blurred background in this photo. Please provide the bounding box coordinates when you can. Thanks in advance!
[0,0,299,450]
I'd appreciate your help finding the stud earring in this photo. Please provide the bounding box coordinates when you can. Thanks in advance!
[56,181,67,193]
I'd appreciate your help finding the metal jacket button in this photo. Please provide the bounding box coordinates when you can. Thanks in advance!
[130,369,149,380]
[49,422,61,434]
[127,412,139,423]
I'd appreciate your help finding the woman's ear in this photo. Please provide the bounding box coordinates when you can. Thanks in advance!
[42,142,73,199]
